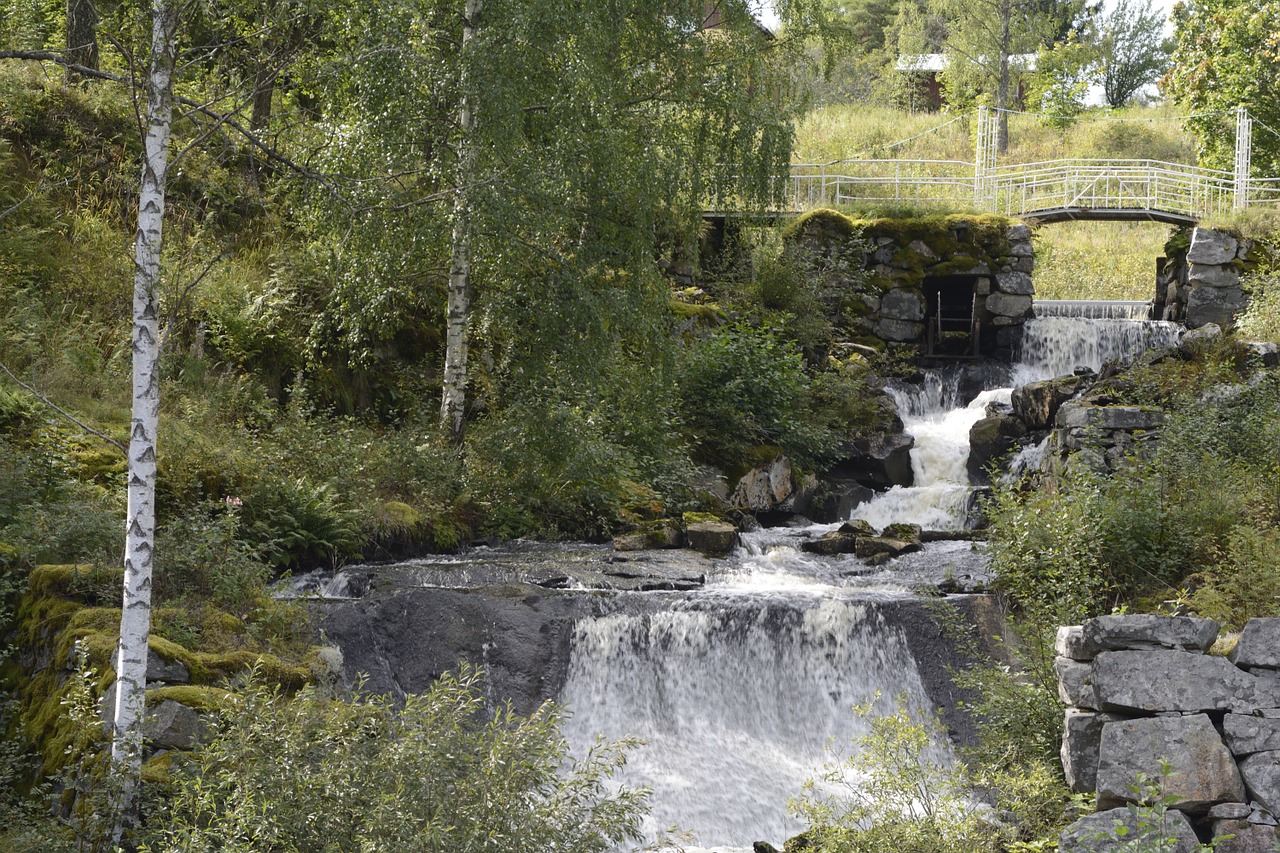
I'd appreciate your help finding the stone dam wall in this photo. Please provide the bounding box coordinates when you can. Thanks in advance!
[1055,614,1280,852]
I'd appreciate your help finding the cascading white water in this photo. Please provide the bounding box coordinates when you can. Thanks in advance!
[558,595,947,851]
[1033,300,1152,320]
[1015,315,1183,384]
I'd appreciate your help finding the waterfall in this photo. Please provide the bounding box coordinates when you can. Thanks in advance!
[1015,315,1182,384]
[1034,300,1152,320]
[559,596,947,851]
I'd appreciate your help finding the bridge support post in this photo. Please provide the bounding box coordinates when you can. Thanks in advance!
[975,106,999,212]
[1235,105,1252,210]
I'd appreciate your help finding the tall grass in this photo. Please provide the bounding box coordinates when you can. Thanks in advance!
[793,104,1197,166]
[1032,221,1173,301]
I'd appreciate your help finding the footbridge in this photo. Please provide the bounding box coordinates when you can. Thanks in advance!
[778,106,1280,223]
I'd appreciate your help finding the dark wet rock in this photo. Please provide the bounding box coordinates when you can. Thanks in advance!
[685,521,739,556]
[968,413,1028,485]
[845,433,915,489]
[839,519,875,536]
[147,648,190,684]
[612,521,684,551]
[801,530,859,556]
[1012,374,1084,428]
[808,480,875,523]
[855,535,922,560]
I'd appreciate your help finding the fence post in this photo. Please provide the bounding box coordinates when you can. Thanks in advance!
[1235,105,1252,209]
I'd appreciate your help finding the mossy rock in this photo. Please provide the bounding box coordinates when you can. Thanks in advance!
[682,511,727,526]
[141,749,179,784]
[147,684,230,713]
[779,208,861,243]
[66,442,127,485]
[27,564,123,603]
[382,500,424,529]
[669,299,725,324]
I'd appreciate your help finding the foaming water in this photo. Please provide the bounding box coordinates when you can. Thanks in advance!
[559,595,948,851]
[1015,316,1182,383]
[851,379,1011,531]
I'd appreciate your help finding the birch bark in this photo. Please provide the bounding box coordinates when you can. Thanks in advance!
[110,0,177,822]
[440,0,483,441]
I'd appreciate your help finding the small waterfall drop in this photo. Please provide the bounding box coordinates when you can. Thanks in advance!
[559,595,947,851]
[1015,314,1182,384]
[1033,299,1152,320]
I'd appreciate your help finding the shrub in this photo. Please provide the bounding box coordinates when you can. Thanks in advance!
[153,502,272,614]
[140,668,648,853]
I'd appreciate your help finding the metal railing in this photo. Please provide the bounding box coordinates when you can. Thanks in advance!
[782,158,1280,219]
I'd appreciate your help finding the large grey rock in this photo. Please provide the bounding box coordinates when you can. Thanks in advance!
[879,288,926,322]
[1092,649,1252,713]
[1081,615,1219,653]
[850,433,915,489]
[967,414,1028,485]
[1056,405,1166,431]
[1097,714,1244,812]
[685,521,738,557]
[1187,228,1240,265]
[1059,806,1199,853]
[613,521,684,551]
[986,291,1033,318]
[877,318,925,342]
[1186,285,1248,329]
[1012,375,1083,428]
[1057,625,1096,661]
[1232,619,1280,671]
[144,699,206,750]
[1063,709,1122,793]
[147,647,190,684]
[1188,263,1241,288]
[1009,241,1035,259]
[996,271,1035,295]
[1225,715,1280,757]
[731,455,798,512]
[1210,819,1278,853]
[1056,656,1099,709]
[800,530,859,556]
[1240,752,1280,815]
[1007,223,1033,242]
[1235,671,1280,715]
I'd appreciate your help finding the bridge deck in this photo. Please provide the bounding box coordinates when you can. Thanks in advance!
[1020,207,1199,226]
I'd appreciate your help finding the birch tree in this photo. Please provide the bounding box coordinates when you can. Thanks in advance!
[110,0,178,827]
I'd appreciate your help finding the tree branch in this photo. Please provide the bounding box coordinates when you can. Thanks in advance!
[0,360,127,455]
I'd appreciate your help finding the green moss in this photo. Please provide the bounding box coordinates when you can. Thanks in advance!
[669,299,724,323]
[141,749,179,784]
[779,208,861,242]
[147,684,230,712]
[382,500,423,529]
[682,511,727,525]
[930,255,982,276]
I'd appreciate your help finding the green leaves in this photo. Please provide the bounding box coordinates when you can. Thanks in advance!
[141,667,648,853]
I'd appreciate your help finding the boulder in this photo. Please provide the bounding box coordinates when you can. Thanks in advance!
[1062,709,1122,793]
[877,318,925,342]
[1239,752,1280,815]
[1059,806,1199,853]
[147,647,191,684]
[1012,375,1083,428]
[613,521,684,551]
[1247,341,1280,368]
[1232,619,1280,671]
[1055,656,1099,709]
[1080,615,1219,654]
[996,271,1035,295]
[1096,714,1244,812]
[1180,323,1222,351]
[1092,649,1253,713]
[879,288,926,322]
[1188,264,1241,288]
[808,481,875,523]
[1210,819,1277,853]
[144,699,207,750]
[1225,715,1280,757]
[1057,625,1096,661]
[906,239,939,261]
[968,414,1028,485]
[1056,405,1166,431]
[800,530,859,556]
[986,291,1033,318]
[685,521,738,557]
[731,454,811,515]
[1007,223,1033,242]
[1185,285,1248,329]
[1187,229,1240,266]
[855,535,922,560]
[849,433,915,489]
[839,519,875,536]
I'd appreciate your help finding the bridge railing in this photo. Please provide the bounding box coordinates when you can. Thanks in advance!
[985,159,1237,219]
[786,160,977,211]
[783,158,1280,219]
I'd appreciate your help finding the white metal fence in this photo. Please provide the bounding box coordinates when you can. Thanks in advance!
[783,157,1280,219]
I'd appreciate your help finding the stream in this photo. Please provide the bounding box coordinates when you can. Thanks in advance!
[303,309,1183,852]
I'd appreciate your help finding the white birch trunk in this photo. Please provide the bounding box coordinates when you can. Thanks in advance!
[440,0,483,441]
[111,0,177,820]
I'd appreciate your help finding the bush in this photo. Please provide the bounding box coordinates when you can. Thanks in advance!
[677,321,833,468]
[140,668,648,853]
[153,502,272,614]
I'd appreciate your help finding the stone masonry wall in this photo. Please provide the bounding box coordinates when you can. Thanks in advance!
[1156,228,1263,329]
[1055,614,1280,852]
